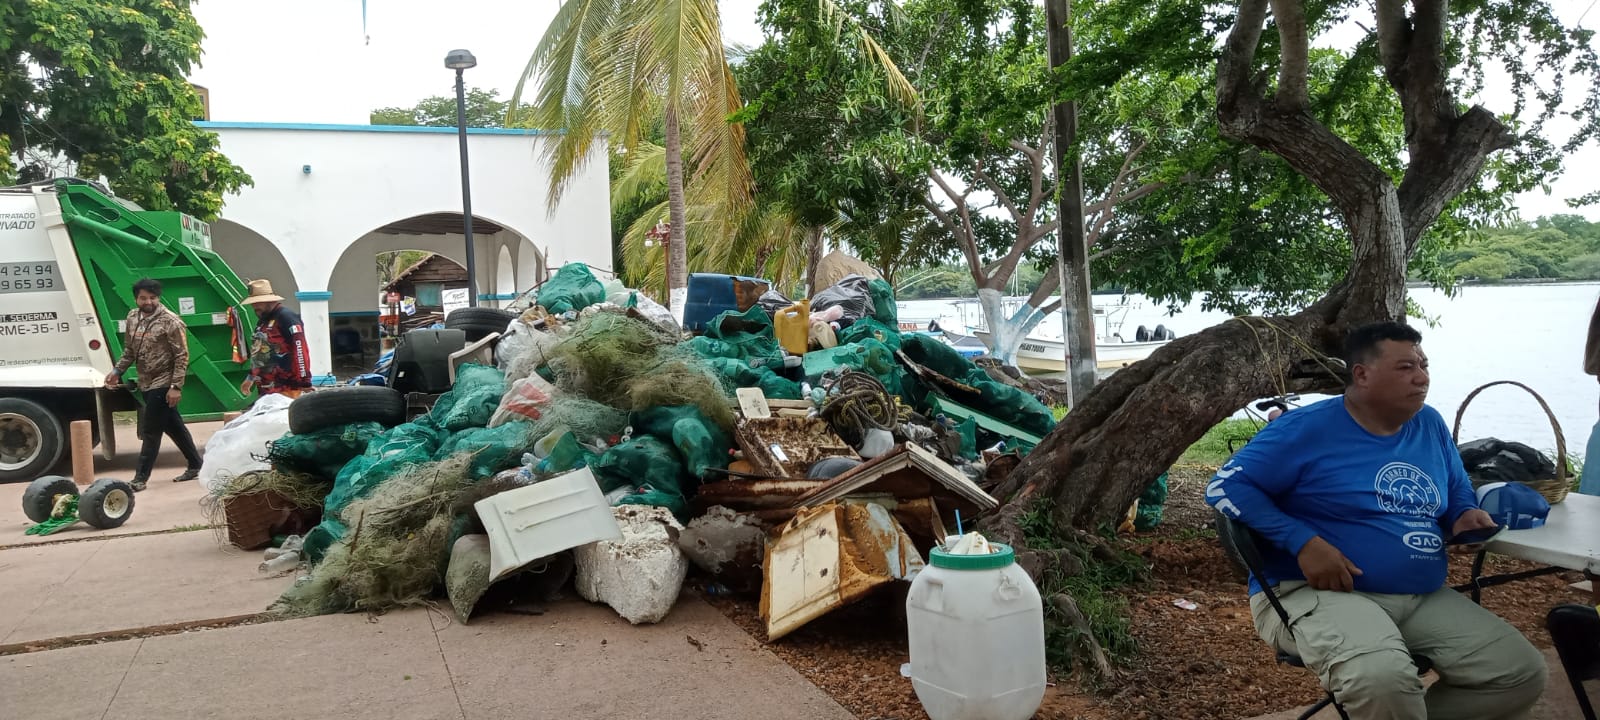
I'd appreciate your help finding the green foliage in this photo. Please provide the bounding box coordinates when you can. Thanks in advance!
[1018,501,1146,675]
[1437,215,1600,281]
[369,88,510,128]
[1180,419,1262,466]
[1,0,251,218]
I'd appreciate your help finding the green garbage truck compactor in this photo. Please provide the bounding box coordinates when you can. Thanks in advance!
[0,179,255,483]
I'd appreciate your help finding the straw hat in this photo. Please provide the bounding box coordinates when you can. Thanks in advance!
[242,279,285,305]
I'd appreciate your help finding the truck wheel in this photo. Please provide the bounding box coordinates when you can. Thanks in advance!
[23,475,79,523]
[288,386,406,434]
[79,478,135,529]
[445,307,515,342]
[0,398,66,484]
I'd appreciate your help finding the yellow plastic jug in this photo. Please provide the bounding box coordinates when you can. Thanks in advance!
[775,300,811,355]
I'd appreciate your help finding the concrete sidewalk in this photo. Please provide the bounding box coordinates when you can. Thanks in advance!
[1,421,221,547]
[0,598,855,720]
[0,529,289,648]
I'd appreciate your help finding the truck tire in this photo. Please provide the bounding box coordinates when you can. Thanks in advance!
[79,478,135,529]
[445,307,516,342]
[288,386,406,434]
[0,398,66,484]
[23,475,79,523]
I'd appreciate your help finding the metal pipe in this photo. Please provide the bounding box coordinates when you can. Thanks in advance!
[454,68,479,307]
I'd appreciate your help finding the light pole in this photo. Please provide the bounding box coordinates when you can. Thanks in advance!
[445,48,479,307]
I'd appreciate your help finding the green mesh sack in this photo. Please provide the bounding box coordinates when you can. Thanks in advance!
[433,364,507,432]
[591,436,683,494]
[703,306,784,368]
[536,263,607,314]
[837,317,902,351]
[802,339,903,395]
[323,421,445,515]
[900,334,1055,437]
[701,356,804,400]
[868,278,898,324]
[1134,473,1169,531]
[439,421,538,480]
[267,422,385,479]
[630,405,731,480]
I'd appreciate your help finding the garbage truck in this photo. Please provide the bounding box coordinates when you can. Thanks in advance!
[0,179,255,483]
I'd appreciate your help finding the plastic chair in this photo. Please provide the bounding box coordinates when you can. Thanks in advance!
[1214,510,1432,720]
[1547,604,1600,720]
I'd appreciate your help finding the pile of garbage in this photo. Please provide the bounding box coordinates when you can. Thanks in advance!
[202,262,1071,638]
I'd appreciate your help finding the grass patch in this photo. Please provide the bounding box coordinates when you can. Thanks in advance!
[170,524,211,533]
[1018,501,1146,679]
[1179,418,1262,466]
[1050,405,1069,421]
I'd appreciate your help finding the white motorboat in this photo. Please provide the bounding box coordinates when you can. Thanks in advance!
[953,299,1177,373]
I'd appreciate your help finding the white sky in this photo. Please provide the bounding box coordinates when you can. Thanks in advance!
[187,0,1595,220]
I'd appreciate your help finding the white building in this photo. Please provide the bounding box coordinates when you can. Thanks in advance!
[201,121,613,380]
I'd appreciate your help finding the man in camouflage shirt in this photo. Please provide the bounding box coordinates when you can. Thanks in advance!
[105,278,202,491]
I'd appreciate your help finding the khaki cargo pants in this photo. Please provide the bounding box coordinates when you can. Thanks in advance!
[1251,582,1546,720]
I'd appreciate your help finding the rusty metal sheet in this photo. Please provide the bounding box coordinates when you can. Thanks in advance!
[760,501,925,641]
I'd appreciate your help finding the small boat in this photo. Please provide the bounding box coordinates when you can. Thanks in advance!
[952,299,1177,373]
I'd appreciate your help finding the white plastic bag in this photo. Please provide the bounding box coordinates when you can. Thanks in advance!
[498,318,562,382]
[488,373,558,428]
[199,393,294,491]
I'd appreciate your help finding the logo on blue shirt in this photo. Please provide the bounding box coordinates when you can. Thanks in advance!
[1374,462,1442,517]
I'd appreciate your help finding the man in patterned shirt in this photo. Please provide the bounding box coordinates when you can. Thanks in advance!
[239,279,312,398]
[104,278,202,491]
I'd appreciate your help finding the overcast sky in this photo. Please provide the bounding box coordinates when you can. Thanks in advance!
[187,0,1595,220]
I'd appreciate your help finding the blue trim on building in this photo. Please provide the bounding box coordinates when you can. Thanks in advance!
[478,293,519,301]
[295,291,334,301]
[196,121,559,136]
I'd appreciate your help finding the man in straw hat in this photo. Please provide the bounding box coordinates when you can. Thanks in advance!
[240,279,312,398]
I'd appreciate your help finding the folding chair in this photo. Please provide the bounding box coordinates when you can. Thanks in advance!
[1547,604,1600,720]
[1214,510,1432,720]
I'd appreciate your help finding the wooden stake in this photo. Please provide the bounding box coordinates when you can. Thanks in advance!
[70,420,94,486]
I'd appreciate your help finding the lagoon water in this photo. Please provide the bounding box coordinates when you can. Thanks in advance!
[901,282,1600,455]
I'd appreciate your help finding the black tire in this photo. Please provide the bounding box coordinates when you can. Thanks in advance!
[288,386,406,434]
[22,475,79,523]
[0,397,66,484]
[445,307,515,342]
[79,478,135,529]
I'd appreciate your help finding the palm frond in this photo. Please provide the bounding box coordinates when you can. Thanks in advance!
[612,142,666,208]
[817,0,920,112]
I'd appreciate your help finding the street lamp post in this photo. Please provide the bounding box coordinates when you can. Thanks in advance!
[445,49,479,308]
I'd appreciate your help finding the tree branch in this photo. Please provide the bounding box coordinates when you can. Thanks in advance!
[1218,0,1271,117]
[926,171,988,286]
[1269,0,1311,110]
[972,161,1023,222]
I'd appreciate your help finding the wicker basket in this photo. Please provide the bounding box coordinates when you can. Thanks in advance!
[224,490,319,550]
[1451,380,1569,505]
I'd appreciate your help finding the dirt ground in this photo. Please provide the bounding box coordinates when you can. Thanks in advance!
[707,465,1586,720]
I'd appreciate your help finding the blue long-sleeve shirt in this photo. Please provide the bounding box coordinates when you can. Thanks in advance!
[1206,398,1479,595]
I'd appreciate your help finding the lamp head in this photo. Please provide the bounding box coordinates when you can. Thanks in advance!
[444,49,477,70]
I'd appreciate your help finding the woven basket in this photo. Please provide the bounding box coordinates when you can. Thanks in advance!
[1451,380,1569,505]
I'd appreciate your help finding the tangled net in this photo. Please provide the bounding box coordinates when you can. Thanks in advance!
[271,454,477,617]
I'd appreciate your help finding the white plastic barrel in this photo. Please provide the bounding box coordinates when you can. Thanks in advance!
[906,542,1045,720]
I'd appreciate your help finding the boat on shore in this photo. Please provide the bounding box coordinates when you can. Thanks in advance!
[902,298,1176,373]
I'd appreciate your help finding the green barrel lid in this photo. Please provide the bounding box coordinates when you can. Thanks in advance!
[929,542,1016,570]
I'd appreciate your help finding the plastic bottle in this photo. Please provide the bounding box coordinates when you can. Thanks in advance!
[906,538,1045,720]
[259,551,302,576]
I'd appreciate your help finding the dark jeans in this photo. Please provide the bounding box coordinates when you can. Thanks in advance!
[136,388,202,480]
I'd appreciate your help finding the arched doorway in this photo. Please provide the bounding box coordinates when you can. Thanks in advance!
[210,220,298,304]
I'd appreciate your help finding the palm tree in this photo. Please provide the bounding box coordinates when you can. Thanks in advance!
[515,0,915,313]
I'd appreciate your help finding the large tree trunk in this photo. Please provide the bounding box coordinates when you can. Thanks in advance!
[663,101,689,317]
[984,0,1516,549]
[805,225,825,297]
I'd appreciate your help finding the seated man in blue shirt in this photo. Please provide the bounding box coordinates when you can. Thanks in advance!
[1206,322,1546,720]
